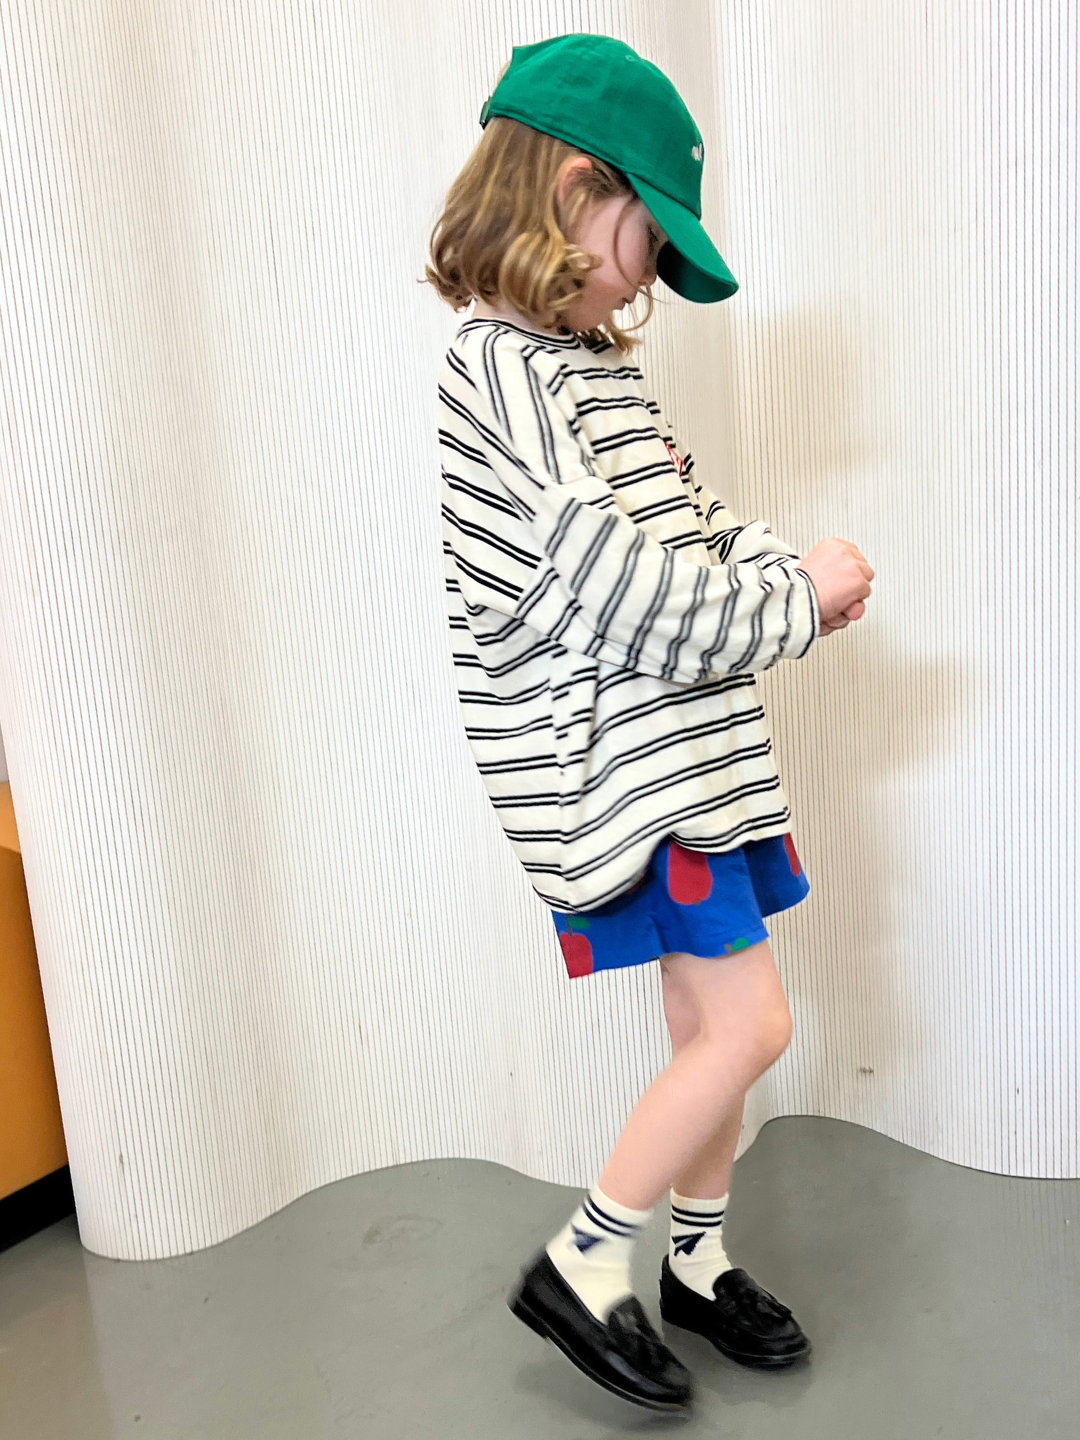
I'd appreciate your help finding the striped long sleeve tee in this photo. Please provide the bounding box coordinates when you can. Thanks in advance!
[438,317,819,913]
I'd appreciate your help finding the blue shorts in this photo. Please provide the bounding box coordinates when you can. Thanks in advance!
[551,833,809,978]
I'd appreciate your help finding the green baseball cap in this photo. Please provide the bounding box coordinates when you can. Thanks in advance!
[479,33,738,303]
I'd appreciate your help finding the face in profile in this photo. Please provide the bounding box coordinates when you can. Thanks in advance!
[561,192,665,332]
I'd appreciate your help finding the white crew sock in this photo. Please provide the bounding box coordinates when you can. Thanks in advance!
[668,1190,734,1299]
[545,1184,653,1322]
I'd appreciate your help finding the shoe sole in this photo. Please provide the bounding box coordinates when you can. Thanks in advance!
[660,1309,811,1370]
[509,1293,693,1413]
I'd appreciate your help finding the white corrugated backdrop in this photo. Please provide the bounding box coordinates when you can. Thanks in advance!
[0,2,1075,1260]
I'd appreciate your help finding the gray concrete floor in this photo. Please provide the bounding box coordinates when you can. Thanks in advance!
[1,1117,1078,1438]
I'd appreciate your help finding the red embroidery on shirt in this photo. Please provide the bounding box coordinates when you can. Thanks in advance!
[663,440,684,478]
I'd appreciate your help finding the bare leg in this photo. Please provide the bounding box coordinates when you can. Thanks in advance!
[671,1098,744,1198]
[660,954,745,1198]
[596,942,791,1212]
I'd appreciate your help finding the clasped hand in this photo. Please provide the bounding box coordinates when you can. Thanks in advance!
[797,537,874,636]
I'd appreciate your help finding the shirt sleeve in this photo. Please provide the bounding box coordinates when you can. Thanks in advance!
[645,391,809,573]
[445,333,818,686]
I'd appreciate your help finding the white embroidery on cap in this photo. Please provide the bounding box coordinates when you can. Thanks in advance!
[691,143,704,162]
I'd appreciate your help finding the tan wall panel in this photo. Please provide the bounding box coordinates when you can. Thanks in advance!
[0,786,68,1196]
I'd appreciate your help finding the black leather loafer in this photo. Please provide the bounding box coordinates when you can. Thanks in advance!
[659,1259,811,1368]
[509,1251,693,1412]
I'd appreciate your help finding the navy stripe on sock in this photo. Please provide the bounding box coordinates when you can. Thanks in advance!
[670,1206,725,1225]
[583,1197,640,1237]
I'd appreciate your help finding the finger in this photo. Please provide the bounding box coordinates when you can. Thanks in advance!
[844,600,866,622]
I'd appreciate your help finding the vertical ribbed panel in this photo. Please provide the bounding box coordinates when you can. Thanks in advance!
[0,3,1073,1259]
[713,2,1078,1179]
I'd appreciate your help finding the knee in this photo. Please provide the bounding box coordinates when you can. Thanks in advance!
[699,995,792,1085]
[757,998,793,1070]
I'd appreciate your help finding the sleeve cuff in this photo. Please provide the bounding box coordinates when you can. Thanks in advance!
[789,568,820,658]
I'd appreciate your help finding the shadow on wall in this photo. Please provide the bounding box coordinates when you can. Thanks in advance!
[723,302,978,1136]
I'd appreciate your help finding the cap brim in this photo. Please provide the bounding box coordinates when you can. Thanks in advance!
[629,175,738,303]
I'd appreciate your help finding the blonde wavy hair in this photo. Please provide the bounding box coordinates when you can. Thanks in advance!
[426,117,655,353]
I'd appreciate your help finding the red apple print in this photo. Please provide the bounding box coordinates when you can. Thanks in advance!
[667,842,713,904]
[560,931,594,978]
[783,834,802,876]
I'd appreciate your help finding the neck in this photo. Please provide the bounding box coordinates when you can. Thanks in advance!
[471,299,566,336]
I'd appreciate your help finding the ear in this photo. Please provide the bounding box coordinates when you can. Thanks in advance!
[556,155,594,207]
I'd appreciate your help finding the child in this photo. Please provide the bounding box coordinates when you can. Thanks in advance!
[427,34,872,1414]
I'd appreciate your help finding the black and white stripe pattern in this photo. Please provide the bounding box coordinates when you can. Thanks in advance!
[439,318,819,913]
